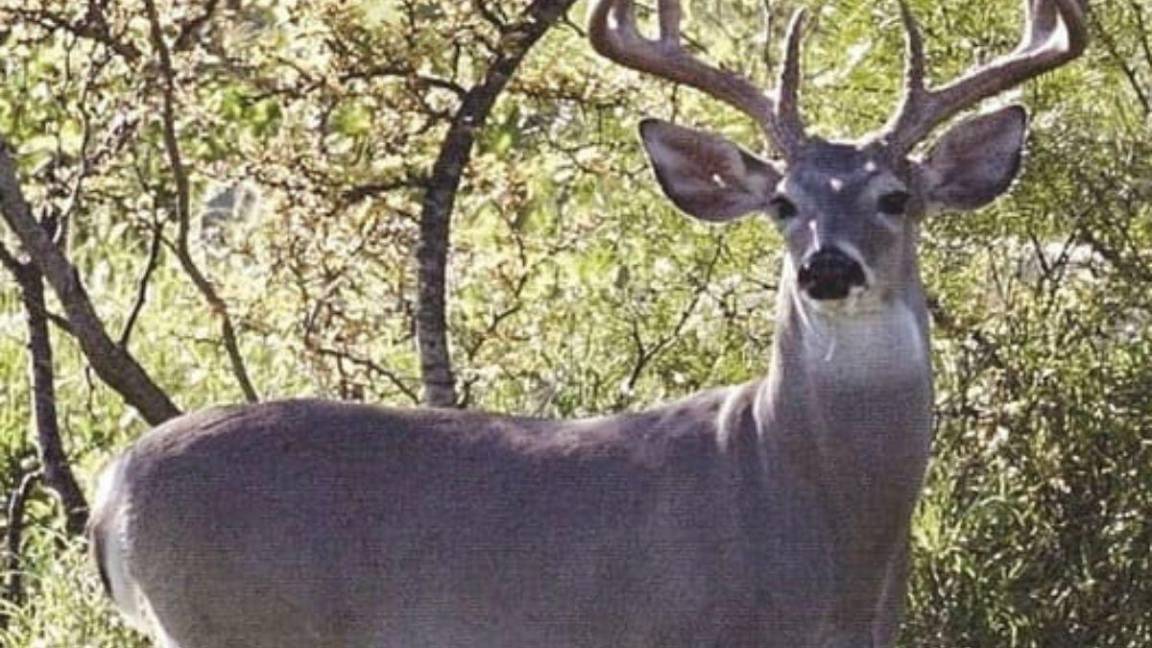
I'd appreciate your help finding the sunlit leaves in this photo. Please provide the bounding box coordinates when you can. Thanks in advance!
[0,0,1149,645]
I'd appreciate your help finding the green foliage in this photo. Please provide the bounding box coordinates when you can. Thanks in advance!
[0,0,1149,646]
[0,535,146,647]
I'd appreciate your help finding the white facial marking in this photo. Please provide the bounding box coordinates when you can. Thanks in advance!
[829,177,844,192]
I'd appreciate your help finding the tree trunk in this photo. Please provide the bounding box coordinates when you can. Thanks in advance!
[415,0,579,408]
[0,136,181,425]
[0,238,90,536]
[14,260,90,535]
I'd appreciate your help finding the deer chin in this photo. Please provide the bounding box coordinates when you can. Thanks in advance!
[801,284,880,318]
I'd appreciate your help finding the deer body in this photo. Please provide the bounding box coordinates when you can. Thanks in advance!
[93,291,931,648]
[91,1,1086,646]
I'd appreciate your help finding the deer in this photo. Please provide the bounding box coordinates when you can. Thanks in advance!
[88,1,1086,646]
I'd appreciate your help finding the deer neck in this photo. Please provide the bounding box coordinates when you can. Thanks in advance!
[752,266,935,538]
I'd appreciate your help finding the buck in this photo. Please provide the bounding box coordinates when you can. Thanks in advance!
[89,1,1086,646]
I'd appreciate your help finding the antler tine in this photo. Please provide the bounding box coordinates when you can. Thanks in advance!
[884,1,929,147]
[588,0,807,158]
[775,8,809,157]
[897,0,926,102]
[884,0,1088,155]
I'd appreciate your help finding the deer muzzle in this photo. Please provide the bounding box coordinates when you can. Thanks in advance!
[797,247,867,301]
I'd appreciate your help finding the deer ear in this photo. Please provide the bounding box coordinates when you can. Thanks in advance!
[922,105,1028,212]
[639,119,781,222]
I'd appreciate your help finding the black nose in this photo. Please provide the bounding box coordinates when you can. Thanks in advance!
[797,248,867,300]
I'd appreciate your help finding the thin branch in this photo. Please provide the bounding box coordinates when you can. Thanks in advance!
[1095,10,1149,115]
[144,0,259,403]
[340,176,425,206]
[142,0,192,248]
[336,63,467,98]
[463,303,523,361]
[173,0,221,51]
[620,240,723,398]
[54,49,116,234]
[1131,0,1152,75]
[2,470,41,629]
[1,7,142,62]
[312,346,421,405]
[472,0,509,30]
[119,219,165,348]
[925,294,1006,370]
[1075,175,1152,282]
[167,233,261,402]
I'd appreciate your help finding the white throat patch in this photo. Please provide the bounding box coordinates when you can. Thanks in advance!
[797,299,928,380]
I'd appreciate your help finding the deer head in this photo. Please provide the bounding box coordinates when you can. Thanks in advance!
[590,0,1087,313]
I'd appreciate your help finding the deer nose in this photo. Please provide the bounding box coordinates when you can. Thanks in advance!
[797,247,867,301]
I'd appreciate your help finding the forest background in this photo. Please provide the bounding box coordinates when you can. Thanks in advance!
[0,0,1148,646]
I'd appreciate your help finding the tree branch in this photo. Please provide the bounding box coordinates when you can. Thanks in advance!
[173,0,221,52]
[6,257,89,536]
[340,176,425,206]
[620,241,723,401]
[1,470,40,630]
[415,0,578,407]
[0,137,180,425]
[119,219,165,348]
[144,0,259,403]
[1,7,143,63]
[312,345,421,405]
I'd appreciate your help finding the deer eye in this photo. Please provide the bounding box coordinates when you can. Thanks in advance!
[878,191,911,215]
[768,196,797,220]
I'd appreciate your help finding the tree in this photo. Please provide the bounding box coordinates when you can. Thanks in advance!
[0,1,1149,645]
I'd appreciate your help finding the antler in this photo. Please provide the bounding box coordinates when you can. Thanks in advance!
[884,0,1088,155]
[588,0,809,158]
